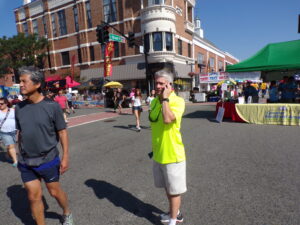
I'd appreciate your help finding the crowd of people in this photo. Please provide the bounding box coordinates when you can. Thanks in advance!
[106,88,156,131]
[201,76,300,104]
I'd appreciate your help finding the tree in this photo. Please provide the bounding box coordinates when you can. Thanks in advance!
[0,33,49,82]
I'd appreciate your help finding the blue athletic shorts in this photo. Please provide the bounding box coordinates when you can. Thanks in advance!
[18,157,61,183]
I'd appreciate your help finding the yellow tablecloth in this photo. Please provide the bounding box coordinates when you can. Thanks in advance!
[235,104,300,126]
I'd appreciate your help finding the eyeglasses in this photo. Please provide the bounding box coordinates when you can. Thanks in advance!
[0,103,5,105]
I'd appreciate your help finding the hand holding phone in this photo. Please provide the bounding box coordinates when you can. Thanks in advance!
[162,82,172,99]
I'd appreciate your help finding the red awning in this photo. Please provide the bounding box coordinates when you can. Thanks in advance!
[65,76,80,88]
[45,74,62,82]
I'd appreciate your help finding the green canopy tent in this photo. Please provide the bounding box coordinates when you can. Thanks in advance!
[226,39,300,72]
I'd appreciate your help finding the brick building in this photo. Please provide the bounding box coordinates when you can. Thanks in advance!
[14,0,239,96]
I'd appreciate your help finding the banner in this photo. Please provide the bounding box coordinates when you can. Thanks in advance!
[199,72,229,83]
[104,41,114,77]
[235,104,300,126]
[227,71,261,82]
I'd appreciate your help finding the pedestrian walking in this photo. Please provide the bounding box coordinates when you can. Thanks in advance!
[0,97,18,167]
[54,89,69,123]
[15,66,74,225]
[132,88,143,131]
[149,70,186,225]
[66,90,75,114]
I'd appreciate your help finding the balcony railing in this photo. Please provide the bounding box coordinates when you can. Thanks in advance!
[184,21,195,34]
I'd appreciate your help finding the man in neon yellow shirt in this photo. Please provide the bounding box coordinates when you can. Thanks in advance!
[149,70,186,225]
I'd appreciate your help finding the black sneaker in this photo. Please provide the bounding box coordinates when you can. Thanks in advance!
[160,211,183,223]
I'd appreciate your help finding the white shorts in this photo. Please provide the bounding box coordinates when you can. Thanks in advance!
[153,160,187,195]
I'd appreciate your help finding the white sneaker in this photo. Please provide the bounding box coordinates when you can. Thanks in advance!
[160,211,183,223]
[62,213,74,225]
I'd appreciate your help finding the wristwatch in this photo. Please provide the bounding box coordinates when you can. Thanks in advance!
[162,98,169,102]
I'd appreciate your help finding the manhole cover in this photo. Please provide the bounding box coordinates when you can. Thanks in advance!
[104,119,116,122]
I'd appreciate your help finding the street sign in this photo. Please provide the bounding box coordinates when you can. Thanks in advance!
[109,33,126,43]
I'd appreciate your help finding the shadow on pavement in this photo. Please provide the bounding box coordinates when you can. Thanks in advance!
[183,110,218,123]
[113,125,138,132]
[85,179,164,225]
[113,125,151,132]
[7,185,61,225]
[0,151,10,163]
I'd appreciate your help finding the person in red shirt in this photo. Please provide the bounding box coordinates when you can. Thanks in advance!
[54,90,69,122]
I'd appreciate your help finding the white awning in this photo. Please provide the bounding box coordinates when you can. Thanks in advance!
[80,64,146,81]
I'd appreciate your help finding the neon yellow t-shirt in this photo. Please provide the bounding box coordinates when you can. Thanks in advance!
[149,92,186,164]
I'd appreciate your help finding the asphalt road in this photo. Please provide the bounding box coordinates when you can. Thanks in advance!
[0,104,299,225]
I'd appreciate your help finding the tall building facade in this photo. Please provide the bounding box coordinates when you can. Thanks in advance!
[15,0,239,94]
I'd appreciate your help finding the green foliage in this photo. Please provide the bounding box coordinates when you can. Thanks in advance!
[0,33,49,77]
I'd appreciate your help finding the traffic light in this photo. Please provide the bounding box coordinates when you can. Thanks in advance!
[96,25,103,44]
[128,32,135,48]
[96,24,110,44]
[103,25,110,43]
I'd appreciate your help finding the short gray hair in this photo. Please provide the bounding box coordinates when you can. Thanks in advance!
[154,70,174,83]
[19,66,45,92]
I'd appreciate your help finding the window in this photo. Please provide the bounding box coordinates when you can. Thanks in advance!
[218,60,224,71]
[144,34,150,53]
[187,6,193,22]
[51,14,57,37]
[101,44,106,59]
[148,0,164,5]
[114,42,119,57]
[57,10,67,36]
[197,53,204,64]
[61,51,70,65]
[23,22,28,35]
[89,46,95,61]
[165,32,173,51]
[103,0,117,23]
[153,32,162,51]
[77,48,82,63]
[73,7,79,32]
[32,19,38,34]
[178,39,182,55]
[42,16,47,36]
[209,57,215,70]
[188,43,191,58]
[85,1,92,29]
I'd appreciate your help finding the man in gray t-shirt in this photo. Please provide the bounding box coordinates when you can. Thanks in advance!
[16,66,74,225]
[16,99,66,163]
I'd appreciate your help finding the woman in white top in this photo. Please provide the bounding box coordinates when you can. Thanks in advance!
[146,89,156,106]
[0,97,17,167]
[131,88,143,131]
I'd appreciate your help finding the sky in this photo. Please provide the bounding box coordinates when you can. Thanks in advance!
[0,0,299,61]
[195,0,300,60]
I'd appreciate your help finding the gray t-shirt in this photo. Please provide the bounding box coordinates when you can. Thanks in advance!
[15,98,66,162]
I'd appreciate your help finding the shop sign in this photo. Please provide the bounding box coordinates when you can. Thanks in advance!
[199,72,229,83]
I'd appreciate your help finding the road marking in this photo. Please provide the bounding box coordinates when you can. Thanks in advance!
[68,115,118,128]
[69,112,104,119]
